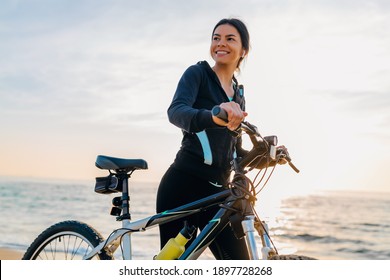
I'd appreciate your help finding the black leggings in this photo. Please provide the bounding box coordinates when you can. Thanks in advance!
[156,166,249,260]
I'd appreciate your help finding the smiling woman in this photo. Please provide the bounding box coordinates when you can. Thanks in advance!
[210,18,250,73]
[156,18,254,260]
[156,18,290,260]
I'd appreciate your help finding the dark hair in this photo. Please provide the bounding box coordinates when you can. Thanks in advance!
[212,18,250,70]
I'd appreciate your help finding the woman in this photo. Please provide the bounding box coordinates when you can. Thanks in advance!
[156,18,251,259]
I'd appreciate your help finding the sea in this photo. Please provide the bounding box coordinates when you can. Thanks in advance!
[0,177,389,260]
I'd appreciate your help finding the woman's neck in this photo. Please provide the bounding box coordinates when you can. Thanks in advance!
[212,64,235,87]
[212,64,236,97]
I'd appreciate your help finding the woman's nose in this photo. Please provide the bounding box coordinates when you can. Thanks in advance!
[217,39,226,46]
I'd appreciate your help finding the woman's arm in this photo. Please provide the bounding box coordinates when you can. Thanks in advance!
[168,66,217,133]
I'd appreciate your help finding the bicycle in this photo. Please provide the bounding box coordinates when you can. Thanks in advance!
[22,106,315,260]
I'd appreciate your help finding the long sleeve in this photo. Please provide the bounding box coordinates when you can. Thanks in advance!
[167,65,219,133]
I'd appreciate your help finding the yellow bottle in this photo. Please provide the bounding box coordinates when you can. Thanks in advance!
[155,224,195,260]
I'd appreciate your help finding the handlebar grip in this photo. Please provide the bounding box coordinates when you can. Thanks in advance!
[284,154,300,173]
[288,162,300,173]
[211,106,228,122]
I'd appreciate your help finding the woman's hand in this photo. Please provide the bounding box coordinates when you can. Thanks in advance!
[212,102,248,131]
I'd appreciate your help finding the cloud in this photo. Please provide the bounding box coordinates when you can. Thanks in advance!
[0,0,217,125]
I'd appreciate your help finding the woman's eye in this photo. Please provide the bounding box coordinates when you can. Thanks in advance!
[213,36,220,41]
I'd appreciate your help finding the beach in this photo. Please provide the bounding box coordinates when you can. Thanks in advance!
[0,248,23,260]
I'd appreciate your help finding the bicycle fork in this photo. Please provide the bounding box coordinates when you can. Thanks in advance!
[242,215,274,260]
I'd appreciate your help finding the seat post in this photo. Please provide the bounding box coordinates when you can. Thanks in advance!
[118,172,131,221]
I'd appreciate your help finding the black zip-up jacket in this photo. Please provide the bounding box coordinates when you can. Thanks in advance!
[168,61,246,185]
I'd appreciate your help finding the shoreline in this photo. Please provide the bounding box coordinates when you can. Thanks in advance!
[0,248,23,260]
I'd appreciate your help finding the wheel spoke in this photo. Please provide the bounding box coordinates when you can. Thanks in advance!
[23,221,111,260]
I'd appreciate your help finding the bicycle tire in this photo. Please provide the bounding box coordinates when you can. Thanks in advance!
[269,254,316,260]
[22,220,112,260]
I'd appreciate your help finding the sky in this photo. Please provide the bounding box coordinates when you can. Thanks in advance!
[1,0,389,195]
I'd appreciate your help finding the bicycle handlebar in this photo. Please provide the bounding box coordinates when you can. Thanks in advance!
[211,105,300,173]
[211,106,229,122]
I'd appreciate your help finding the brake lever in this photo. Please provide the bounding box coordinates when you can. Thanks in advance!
[241,121,260,137]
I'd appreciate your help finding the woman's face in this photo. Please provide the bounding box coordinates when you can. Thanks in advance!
[210,24,244,67]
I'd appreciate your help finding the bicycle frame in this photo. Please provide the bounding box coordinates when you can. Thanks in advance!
[85,162,273,260]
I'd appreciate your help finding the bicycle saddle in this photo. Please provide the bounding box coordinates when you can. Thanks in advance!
[95,155,148,171]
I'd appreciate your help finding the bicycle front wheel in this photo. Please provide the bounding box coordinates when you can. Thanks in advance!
[269,254,316,260]
[22,220,112,260]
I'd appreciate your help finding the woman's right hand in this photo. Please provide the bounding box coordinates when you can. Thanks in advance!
[212,102,248,131]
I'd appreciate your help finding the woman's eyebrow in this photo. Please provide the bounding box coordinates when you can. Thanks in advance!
[213,33,237,37]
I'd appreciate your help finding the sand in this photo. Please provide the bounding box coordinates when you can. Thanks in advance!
[0,248,23,260]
